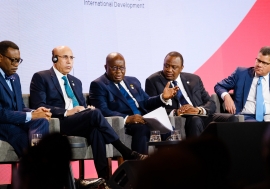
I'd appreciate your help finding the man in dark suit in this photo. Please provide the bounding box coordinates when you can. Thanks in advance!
[215,46,270,122]
[145,51,237,137]
[89,52,178,154]
[0,40,51,157]
[30,46,146,180]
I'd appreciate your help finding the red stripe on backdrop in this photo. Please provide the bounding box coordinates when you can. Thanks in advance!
[195,0,270,94]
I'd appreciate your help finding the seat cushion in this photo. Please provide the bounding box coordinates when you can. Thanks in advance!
[0,140,19,162]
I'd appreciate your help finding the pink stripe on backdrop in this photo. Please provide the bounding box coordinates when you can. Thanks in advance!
[195,0,270,94]
[0,160,119,184]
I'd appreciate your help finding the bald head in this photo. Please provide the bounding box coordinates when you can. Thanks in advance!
[105,52,126,83]
[52,46,74,75]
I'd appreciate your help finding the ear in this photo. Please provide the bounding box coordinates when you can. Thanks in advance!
[180,65,184,72]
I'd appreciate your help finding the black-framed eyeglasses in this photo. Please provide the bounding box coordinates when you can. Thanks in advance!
[57,55,75,60]
[1,54,23,65]
[110,66,126,72]
[255,58,270,66]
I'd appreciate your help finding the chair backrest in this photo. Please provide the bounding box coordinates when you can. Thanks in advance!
[22,94,30,107]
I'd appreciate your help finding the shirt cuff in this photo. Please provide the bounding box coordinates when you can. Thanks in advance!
[200,107,207,115]
[169,109,175,116]
[160,94,172,106]
[25,112,32,123]
[221,92,229,100]
[124,115,129,124]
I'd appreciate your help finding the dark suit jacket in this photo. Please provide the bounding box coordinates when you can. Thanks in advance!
[30,67,86,118]
[145,71,216,115]
[0,73,31,125]
[89,74,164,118]
[214,67,270,114]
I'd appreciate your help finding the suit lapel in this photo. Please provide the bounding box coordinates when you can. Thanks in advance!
[180,74,196,105]
[50,68,64,99]
[243,69,255,106]
[0,75,14,99]
[12,77,21,110]
[102,75,131,107]
[67,75,82,105]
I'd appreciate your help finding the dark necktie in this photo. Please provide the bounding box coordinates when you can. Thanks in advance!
[255,76,264,122]
[172,80,189,105]
[117,83,141,115]
[62,76,79,107]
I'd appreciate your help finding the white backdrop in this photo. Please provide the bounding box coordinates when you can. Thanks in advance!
[0,0,255,93]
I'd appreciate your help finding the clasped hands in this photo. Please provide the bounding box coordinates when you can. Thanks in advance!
[31,107,52,120]
[176,104,200,116]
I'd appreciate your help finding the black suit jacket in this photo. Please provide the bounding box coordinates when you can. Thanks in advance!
[145,71,216,115]
[30,67,86,118]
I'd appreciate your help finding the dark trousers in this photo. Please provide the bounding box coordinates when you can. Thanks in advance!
[0,118,49,156]
[59,109,119,179]
[125,123,170,154]
[185,113,238,137]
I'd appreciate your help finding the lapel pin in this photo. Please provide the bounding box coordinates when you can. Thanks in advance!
[187,81,190,84]
[72,81,75,86]
[130,84,134,89]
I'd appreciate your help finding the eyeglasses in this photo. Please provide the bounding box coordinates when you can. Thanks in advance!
[255,58,270,66]
[57,55,75,60]
[110,66,126,72]
[1,54,23,65]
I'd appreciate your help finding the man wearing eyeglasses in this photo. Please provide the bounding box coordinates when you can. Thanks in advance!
[30,46,148,182]
[0,40,51,157]
[215,46,270,122]
[89,52,179,154]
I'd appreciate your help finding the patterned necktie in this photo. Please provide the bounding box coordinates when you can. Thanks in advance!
[255,76,265,122]
[62,76,79,107]
[172,80,189,105]
[117,83,141,115]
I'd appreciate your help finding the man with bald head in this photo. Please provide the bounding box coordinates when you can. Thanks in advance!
[30,46,146,180]
[89,52,178,154]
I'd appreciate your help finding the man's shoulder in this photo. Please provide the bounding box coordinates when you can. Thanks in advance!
[146,71,162,81]
[181,72,201,80]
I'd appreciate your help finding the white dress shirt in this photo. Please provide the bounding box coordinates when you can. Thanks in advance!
[53,66,74,111]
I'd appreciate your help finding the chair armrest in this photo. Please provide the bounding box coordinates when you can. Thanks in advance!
[49,118,60,133]
[235,115,245,122]
[169,116,186,139]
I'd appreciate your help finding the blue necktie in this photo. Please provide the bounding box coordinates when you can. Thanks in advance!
[62,76,79,107]
[172,80,189,105]
[255,76,265,122]
[117,83,141,115]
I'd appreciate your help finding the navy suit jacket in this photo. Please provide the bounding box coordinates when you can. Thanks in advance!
[30,67,86,118]
[145,71,216,115]
[0,73,31,125]
[89,74,164,118]
[214,67,270,114]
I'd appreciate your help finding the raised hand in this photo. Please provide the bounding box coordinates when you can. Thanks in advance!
[162,82,179,100]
